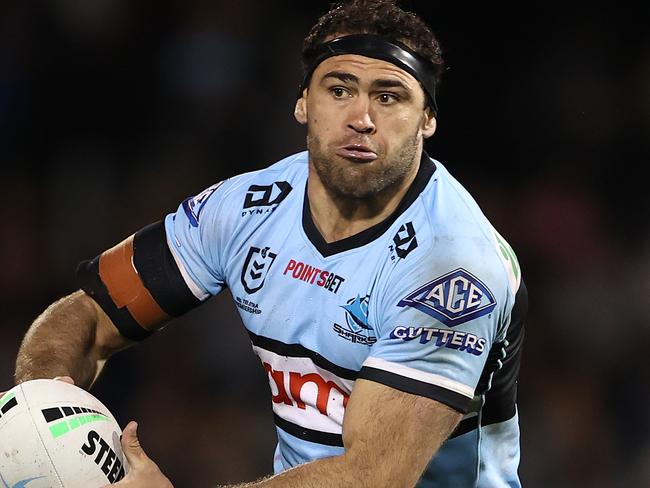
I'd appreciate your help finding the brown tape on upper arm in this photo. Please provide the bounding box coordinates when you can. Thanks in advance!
[98,235,170,331]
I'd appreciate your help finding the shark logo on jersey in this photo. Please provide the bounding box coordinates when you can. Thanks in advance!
[391,221,418,259]
[182,181,225,227]
[241,246,278,294]
[342,295,371,332]
[242,182,292,214]
[398,268,496,327]
[333,295,376,345]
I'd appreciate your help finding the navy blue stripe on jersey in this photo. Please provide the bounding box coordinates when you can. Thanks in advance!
[247,331,358,381]
[76,257,153,341]
[274,414,344,447]
[357,366,471,413]
[132,220,202,316]
[449,408,520,439]
[450,415,479,439]
[481,279,528,425]
[302,152,436,257]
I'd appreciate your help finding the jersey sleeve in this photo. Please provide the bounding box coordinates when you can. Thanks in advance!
[358,243,514,414]
[164,180,232,299]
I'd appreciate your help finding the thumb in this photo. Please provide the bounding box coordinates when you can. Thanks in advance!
[120,421,149,469]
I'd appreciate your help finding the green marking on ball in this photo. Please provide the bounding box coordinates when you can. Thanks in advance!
[50,420,70,438]
[49,413,111,438]
[0,393,15,410]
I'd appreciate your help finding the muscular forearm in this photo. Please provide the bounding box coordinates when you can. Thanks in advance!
[220,395,460,488]
[219,455,360,488]
[109,381,462,488]
[220,449,427,488]
[15,290,112,388]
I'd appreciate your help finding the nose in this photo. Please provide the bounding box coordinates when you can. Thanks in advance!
[347,97,376,135]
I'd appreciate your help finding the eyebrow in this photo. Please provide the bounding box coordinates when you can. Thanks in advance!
[371,78,409,91]
[321,71,359,84]
[321,71,411,92]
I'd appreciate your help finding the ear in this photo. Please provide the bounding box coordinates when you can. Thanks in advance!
[294,91,308,125]
[421,109,437,139]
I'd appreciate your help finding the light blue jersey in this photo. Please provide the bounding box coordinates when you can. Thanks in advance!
[164,151,527,487]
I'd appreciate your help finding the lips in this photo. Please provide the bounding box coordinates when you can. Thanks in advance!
[336,144,378,162]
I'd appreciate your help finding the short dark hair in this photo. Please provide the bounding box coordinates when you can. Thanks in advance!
[302,0,445,84]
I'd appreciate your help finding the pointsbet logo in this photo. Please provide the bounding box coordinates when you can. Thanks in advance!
[282,259,345,294]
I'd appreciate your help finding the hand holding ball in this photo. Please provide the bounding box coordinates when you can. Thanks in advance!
[0,379,128,487]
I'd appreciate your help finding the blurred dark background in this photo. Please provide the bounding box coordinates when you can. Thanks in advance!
[1,1,649,486]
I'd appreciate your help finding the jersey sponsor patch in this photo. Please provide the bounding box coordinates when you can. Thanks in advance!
[242,181,292,215]
[241,246,278,294]
[389,326,487,355]
[397,268,496,327]
[282,259,345,294]
[254,347,354,436]
[182,181,225,227]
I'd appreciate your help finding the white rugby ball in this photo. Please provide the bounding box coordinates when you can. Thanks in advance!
[0,379,128,487]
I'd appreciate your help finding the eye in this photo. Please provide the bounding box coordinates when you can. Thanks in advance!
[331,87,350,99]
[377,93,398,104]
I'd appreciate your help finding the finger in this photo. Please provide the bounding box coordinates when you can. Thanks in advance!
[120,421,149,469]
[53,376,75,385]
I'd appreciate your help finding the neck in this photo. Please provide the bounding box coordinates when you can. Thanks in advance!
[307,153,422,243]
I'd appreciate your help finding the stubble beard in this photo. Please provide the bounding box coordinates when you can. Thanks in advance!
[307,131,421,201]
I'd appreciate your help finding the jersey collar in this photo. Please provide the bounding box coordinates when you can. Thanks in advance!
[302,151,436,257]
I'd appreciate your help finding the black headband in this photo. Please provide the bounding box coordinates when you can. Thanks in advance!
[299,34,438,114]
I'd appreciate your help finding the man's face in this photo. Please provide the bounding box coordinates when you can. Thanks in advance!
[296,54,436,199]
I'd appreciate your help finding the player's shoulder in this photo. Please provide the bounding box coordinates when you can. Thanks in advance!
[421,157,492,236]
[375,158,521,332]
[231,150,308,186]
[183,151,308,223]
[413,156,522,296]
[212,150,307,202]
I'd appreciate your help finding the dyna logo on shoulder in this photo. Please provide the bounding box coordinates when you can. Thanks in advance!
[398,268,496,327]
[242,181,292,216]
